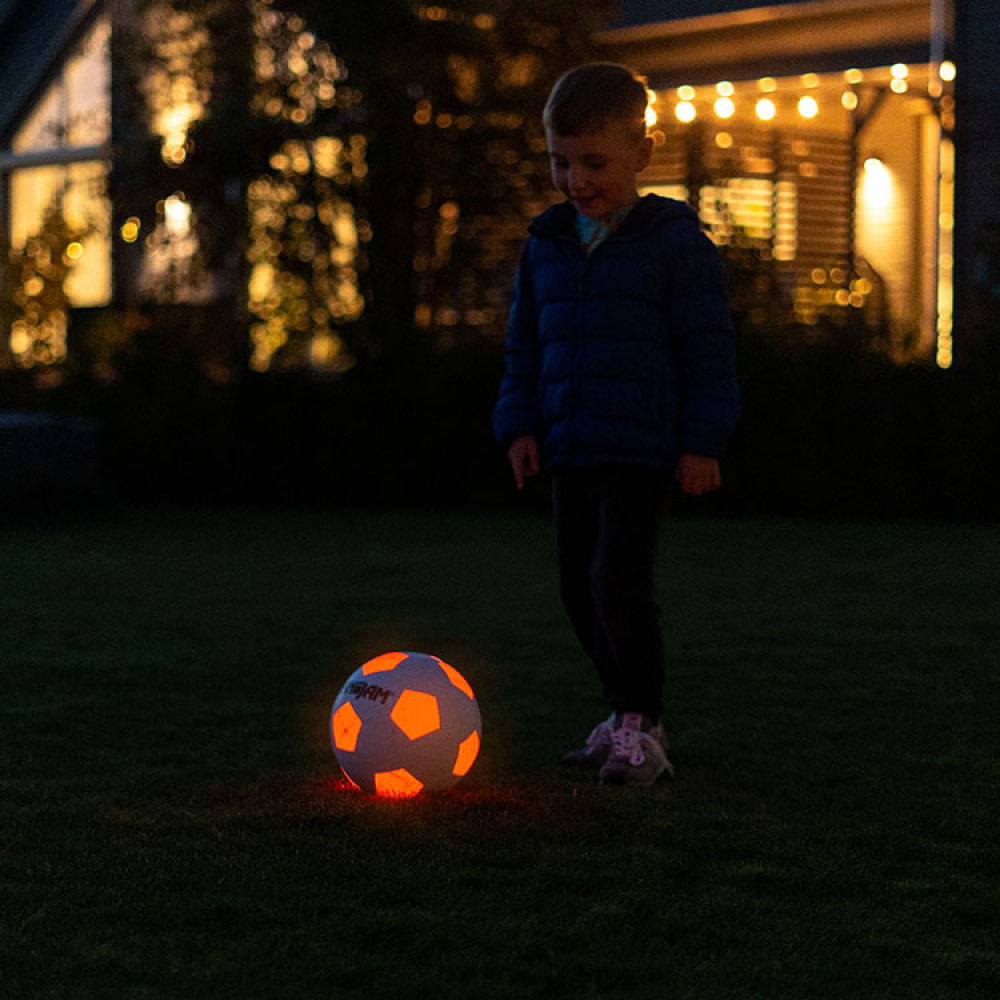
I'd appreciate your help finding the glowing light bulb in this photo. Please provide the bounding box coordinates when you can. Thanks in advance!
[939,61,956,82]
[675,101,696,123]
[756,98,776,121]
[798,96,819,119]
[164,194,191,237]
[714,97,735,119]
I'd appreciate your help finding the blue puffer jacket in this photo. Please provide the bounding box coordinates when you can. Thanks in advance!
[493,194,740,471]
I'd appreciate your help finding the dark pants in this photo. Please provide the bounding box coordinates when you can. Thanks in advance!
[552,466,670,722]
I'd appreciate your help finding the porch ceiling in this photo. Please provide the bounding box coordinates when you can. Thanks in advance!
[596,0,950,83]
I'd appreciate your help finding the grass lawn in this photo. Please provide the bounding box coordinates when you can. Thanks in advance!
[2,507,998,999]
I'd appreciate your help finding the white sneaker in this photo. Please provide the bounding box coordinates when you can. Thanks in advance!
[561,714,615,769]
[599,713,674,786]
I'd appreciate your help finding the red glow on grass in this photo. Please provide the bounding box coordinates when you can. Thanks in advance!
[374,768,424,797]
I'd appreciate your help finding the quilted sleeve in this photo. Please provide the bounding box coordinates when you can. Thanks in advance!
[668,228,741,459]
[492,241,544,447]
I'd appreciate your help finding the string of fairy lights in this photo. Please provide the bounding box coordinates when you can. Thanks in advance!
[643,61,957,129]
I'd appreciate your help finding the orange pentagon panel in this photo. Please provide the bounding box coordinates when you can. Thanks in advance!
[331,701,362,752]
[362,652,408,675]
[435,658,474,699]
[452,730,480,777]
[390,689,440,740]
[374,768,424,798]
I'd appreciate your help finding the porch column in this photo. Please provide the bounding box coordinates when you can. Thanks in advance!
[952,0,1000,364]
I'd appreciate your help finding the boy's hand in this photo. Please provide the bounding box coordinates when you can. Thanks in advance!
[507,435,540,490]
[676,453,721,495]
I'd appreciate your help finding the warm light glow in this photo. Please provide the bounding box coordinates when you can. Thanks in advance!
[163,194,191,238]
[142,4,212,167]
[758,77,777,92]
[716,131,733,148]
[7,15,112,339]
[845,68,863,84]
[714,97,735,119]
[891,63,909,79]
[452,731,480,777]
[939,61,956,82]
[677,85,695,101]
[391,689,441,740]
[797,96,818,119]
[645,105,658,127]
[698,178,795,257]
[842,91,859,110]
[801,73,820,89]
[716,81,734,97]
[246,33,366,374]
[890,79,908,94]
[121,218,140,242]
[755,99,776,121]
[331,702,362,752]
[363,652,408,675]
[937,137,955,368]
[374,768,424,798]
[675,101,696,123]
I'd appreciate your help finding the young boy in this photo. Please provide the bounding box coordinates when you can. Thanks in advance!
[492,63,739,786]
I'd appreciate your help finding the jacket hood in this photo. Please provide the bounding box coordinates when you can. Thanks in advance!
[528,193,698,242]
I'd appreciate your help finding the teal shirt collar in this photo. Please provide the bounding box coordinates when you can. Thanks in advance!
[574,198,638,255]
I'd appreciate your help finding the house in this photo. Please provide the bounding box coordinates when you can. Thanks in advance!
[597,0,964,364]
[1,0,996,379]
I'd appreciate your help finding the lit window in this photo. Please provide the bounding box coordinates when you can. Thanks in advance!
[10,162,111,308]
[2,15,111,367]
[698,178,798,261]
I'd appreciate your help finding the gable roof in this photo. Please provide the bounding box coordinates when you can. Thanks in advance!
[0,0,100,144]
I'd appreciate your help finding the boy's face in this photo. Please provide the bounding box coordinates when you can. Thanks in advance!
[546,123,653,220]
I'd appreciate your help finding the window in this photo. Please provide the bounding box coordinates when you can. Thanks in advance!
[699,179,798,262]
[1,14,111,366]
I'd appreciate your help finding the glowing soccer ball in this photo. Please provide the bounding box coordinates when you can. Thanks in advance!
[330,652,482,797]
